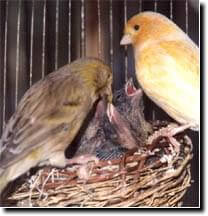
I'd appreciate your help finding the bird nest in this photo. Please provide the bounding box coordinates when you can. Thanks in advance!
[6,121,193,207]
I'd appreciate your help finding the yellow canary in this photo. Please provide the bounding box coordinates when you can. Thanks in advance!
[120,11,199,131]
[0,58,112,196]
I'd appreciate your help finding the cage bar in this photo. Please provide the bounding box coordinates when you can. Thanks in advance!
[2,0,8,131]
[170,0,173,19]
[154,0,157,12]
[81,0,85,57]
[109,0,113,67]
[71,1,81,60]
[68,0,71,63]
[55,0,59,70]
[185,0,189,34]
[109,0,113,69]
[124,0,128,82]
[29,0,35,87]
[85,1,99,58]
[15,0,21,108]
[139,0,142,12]
[42,0,46,77]
[99,0,110,64]
[97,0,101,58]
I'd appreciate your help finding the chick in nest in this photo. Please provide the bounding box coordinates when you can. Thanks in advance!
[67,78,152,163]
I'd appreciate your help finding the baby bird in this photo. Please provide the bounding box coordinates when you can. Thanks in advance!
[69,79,152,163]
[120,12,199,140]
[0,58,112,196]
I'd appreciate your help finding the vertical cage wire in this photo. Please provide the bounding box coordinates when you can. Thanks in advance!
[2,0,9,131]
[29,0,35,87]
[109,0,113,69]
[97,0,101,58]
[55,0,59,70]
[42,0,46,77]
[139,0,142,12]
[185,0,189,34]
[15,0,21,108]
[68,0,71,63]
[81,0,85,57]
[124,0,128,82]
[170,0,173,20]
[154,0,157,12]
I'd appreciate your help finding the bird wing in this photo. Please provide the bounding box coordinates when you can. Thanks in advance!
[0,68,92,169]
[160,40,199,83]
[138,40,199,124]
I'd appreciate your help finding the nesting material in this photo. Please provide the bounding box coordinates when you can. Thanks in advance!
[7,121,193,207]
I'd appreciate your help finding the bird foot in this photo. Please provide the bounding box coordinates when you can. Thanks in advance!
[67,154,99,165]
[67,154,100,180]
[147,123,192,154]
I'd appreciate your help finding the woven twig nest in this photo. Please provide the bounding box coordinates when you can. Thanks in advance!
[7,121,193,207]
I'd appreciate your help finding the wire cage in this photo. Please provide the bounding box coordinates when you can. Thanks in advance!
[0,0,199,207]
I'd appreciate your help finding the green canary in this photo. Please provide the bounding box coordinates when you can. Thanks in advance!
[0,57,112,197]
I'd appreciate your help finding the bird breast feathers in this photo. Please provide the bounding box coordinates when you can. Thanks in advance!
[136,40,199,124]
[137,40,199,88]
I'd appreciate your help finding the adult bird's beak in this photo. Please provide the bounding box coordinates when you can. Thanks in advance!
[106,103,114,123]
[120,34,132,45]
[100,89,112,115]
[105,84,113,104]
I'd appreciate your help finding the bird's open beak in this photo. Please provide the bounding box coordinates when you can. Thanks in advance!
[120,34,132,45]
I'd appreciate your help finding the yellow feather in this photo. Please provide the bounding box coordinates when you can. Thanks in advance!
[121,12,199,128]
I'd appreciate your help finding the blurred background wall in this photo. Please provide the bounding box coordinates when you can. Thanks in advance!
[0,0,199,207]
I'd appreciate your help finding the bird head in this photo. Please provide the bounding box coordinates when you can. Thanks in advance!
[94,60,113,104]
[120,11,185,49]
[76,58,113,104]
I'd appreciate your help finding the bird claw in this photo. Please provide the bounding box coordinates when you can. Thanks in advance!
[147,123,191,155]
[67,154,99,181]
[67,154,99,165]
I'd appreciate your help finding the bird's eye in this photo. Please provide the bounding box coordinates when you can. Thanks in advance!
[134,25,140,31]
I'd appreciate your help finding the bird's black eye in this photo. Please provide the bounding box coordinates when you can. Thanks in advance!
[134,25,140,31]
